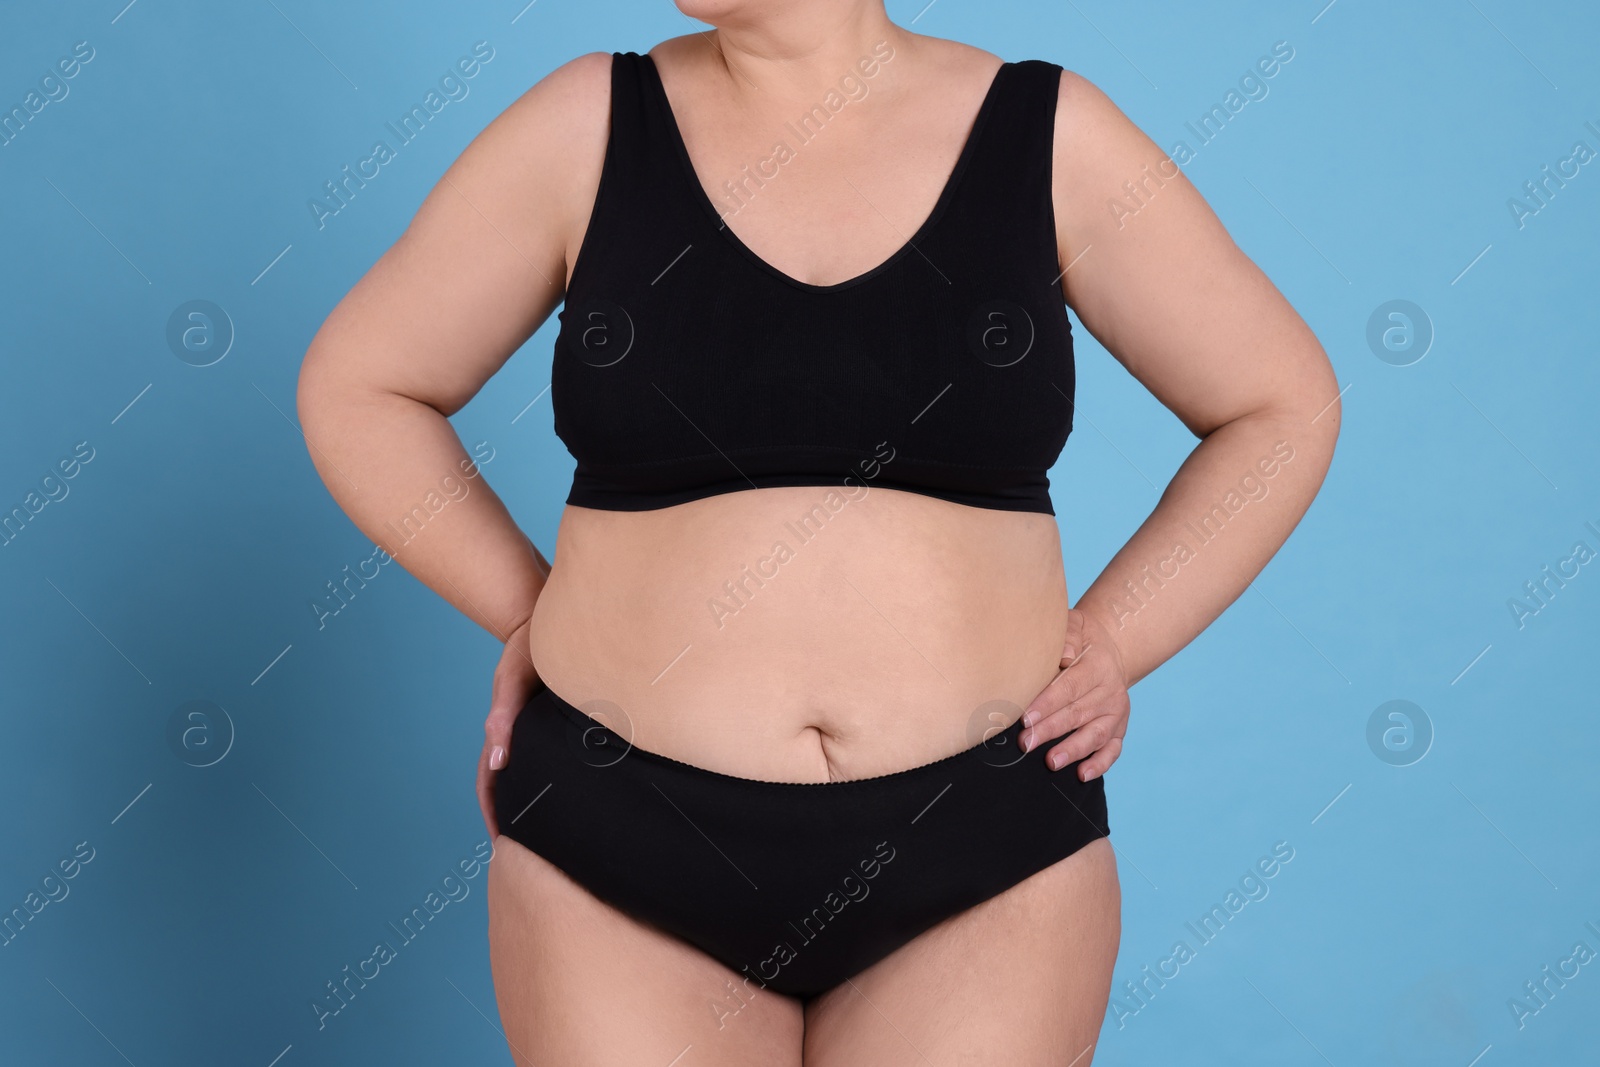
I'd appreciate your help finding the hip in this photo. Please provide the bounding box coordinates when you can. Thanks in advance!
[491,678,1111,998]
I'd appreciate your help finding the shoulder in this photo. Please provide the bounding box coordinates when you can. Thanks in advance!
[521,50,614,106]
[453,50,613,185]
[1050,68,1143,159]
[1047,69,1192,235]
[486,50,613,157]
[1046,70,1201,209]
[440,52,614,253]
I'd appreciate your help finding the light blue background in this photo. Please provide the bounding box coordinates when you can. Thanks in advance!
[2,1,1596,1064]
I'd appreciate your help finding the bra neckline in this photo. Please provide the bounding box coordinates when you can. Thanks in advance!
[638,51,1013,295]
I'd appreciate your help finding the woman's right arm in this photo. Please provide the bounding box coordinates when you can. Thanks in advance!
[295,52,612,644]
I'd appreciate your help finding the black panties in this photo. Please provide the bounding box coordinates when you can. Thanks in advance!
[492,681,1110,999]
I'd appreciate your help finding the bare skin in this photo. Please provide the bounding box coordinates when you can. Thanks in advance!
[297,0,1339,1061]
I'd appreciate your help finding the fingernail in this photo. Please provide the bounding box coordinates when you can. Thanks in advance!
[1019,730,1033,752]
[1021,710,1039,728]
[490,745,505,770]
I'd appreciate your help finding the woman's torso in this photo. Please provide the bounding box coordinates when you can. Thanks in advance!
[527,36,1073,783]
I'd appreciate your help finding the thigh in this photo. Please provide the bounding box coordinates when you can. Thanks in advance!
[487,834,805,1066]
[802,837,1121,1067]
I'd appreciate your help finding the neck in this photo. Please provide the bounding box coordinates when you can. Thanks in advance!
[695,1,908,102]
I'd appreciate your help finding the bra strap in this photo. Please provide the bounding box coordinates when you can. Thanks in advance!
[952,59,1066,281]
[600,52,705,220]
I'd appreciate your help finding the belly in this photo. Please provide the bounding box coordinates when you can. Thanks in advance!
[526,485,1069,782]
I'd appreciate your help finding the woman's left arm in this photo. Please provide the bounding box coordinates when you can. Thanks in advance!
[1021,70,1342,779]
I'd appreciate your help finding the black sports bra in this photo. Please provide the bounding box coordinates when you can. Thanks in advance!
[551,51,1075,515]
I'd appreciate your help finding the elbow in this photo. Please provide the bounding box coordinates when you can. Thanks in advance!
[1224,350,1341,476]
[1273,351,1342,479]
[295,338,350,463]
[1303,347,1342,458]
[294,343,326,446]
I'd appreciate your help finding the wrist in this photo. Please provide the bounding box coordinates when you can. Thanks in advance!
[504,570,549,639]
[1071,595,1133,689]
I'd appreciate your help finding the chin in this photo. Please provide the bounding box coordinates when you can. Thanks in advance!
[674,0,774,24]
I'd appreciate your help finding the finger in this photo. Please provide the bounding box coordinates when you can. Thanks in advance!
[1042,715,1115,771]
[1038,674,1128,735]
[1059,609,1087,664]
[1019,685,1106,751]
[485,672,538,770]
[481,657,539,837]
[1021,663,1095,729]
[1076,735,1124,781]
[484,722,509,772]
[476,740,499,839]
[480,699,521,829]
[1066,637,1106,668]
